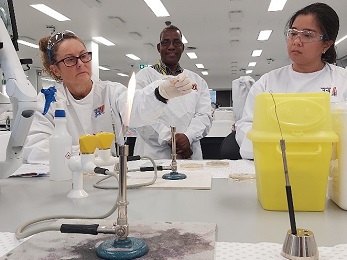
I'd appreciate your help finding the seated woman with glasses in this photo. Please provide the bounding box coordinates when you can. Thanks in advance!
[235,2,347,159]
[23,30,194,164]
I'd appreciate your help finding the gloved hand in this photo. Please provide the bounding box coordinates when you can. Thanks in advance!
[158,74,193,100]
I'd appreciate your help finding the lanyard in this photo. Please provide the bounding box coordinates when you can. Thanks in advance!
[156,60,167,76]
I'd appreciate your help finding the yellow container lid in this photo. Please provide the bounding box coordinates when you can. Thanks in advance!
[96,132,115,150]
[247,92,338,142]
[79,134,98,154]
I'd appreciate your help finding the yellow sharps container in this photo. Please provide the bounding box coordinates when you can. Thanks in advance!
[247,92,338,211]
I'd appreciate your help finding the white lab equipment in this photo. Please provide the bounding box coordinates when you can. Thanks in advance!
[94,132,118,169]
[232,76,255,122]
[67,134,99,199]
[329,102,347,210]
[49,107,72,181]
[67,132,121,199]
[0,131,10,161]
[213,108,234,121]
[0,92,12,129]
[67,154,90,199]
[0,92,11,117]
[0,1,37,179]
[206,120,233,137]
[207,108,234,137]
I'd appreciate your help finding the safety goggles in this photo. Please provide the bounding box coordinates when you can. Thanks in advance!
[285,28,327,43]
[47,30,77,63]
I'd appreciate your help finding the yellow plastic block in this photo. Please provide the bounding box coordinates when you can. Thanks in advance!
[96,132,115,150]
[79,134,98,154]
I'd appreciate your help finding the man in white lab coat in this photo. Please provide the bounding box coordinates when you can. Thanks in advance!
[134,25,212,160]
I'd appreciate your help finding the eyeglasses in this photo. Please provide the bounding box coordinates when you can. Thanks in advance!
[285,28,327,43]
[160,39,183,47]
[55,52,92,67]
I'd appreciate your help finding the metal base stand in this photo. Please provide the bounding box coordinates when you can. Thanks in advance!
[97,144,149,259]
[281,229,319,260]
[96,237,149,260]
[162,171,187,180]
[163,126,187,180]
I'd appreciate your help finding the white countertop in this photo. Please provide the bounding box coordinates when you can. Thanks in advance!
[1,159,347,259]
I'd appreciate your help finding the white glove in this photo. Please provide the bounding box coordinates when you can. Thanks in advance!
[158,74,194,99]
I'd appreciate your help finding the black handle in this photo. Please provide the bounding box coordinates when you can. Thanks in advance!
[127,155,141,161]
[140,166,164,171]
[60,224,99,235]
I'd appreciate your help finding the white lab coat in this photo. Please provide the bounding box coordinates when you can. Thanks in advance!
[23,79,166,164]
[133,67,212,160]
[232,76,255,122]
[235,63,347,159]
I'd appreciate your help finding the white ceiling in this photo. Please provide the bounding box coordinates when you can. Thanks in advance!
[10,0,347,90]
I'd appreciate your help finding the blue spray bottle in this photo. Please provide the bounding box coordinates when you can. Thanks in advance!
[42,86,72,181]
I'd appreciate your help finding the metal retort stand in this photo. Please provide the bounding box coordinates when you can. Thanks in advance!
[96,144,149,259]
[162,126,187,180]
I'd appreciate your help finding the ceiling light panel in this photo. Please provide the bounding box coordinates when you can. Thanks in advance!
[186,52,198,59]
[30,4,70,21]
[268,0,287,11]
[252,50,262,57]
[92,37,115,46]
[196,64,204,69]
[18,37,39,49]
[182,35,188,44]
[17,40,39,49]
[257,30,272,41]
[248,62,256,67]
[336,35,347,45]
[99,66,110,71]
[126,54,141,60]
[143,0,170,17]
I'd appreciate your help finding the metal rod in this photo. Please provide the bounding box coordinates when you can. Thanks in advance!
[171,126,177,172]
[115,144,129,239]
[280,139,297,235]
